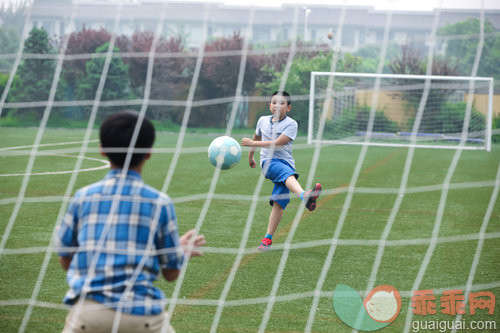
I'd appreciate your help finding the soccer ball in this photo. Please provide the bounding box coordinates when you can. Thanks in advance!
[208,136,241,170]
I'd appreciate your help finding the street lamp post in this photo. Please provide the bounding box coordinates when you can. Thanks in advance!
[303,7,311,41]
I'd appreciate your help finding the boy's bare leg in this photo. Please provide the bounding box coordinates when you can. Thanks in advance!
[266,202,284,236]
[285,175,304,197]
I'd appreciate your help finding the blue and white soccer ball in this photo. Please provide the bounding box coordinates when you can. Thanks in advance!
[208,136,241,170]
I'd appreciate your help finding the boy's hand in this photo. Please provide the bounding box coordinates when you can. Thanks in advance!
[241,137,253,146]
[249,157,257,168]
[180,229,206,258]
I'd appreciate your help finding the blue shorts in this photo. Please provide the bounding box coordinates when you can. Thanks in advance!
[261,159,298,210]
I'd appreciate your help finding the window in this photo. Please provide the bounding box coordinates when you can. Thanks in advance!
[311,29,316,42]
[253,26,270,42]
[189,26,202,47]
[343,29,355,47]
[282,28,288,41]
[60,21,65,35]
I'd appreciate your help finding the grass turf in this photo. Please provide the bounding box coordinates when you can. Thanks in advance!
[0,126,499,332]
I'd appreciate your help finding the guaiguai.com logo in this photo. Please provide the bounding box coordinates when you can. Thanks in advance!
[333,284,402,331]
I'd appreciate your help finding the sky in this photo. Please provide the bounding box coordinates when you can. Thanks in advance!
[3,0,500,11]
[221,0,500,11]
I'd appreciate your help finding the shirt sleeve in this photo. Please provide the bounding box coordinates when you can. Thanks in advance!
[156,202,185,270]
[255,116,263,136]
[281,120,298,141]
[56,196,80,257]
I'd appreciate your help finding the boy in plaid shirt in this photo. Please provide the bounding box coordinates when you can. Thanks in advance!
[56,111,205,333]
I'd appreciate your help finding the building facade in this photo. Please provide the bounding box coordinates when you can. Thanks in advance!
[30,0,500,53]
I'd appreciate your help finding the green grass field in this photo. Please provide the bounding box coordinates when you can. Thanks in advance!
[0,126,499,332]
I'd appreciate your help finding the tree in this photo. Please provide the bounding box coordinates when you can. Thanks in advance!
[150,35,193,122]
[0,25,20,71]
[75,42,133,119]
[0,72,9,96]
[62,27,112,90]
[388,44,459,76]
[0,1,29,36]
[438,18,500,79]
[7,27,57,120]
[257,50,363,131]
[58,28,132,120]
[195,32,263,127]
[353,44,400,73]
[388,44,485,134]
[125,31,154,91]
[254,40,332,82]
[124,31,193,122]
[0,1,29,84]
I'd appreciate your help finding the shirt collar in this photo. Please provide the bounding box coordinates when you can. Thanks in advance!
[270,115,287,124]
[106,169,142,180]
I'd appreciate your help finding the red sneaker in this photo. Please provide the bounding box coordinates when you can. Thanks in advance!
[304,183,322,211]
[258,237,272,251]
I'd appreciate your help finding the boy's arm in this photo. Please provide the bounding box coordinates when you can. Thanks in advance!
[245,134,261,168]
[161,229,205,282]
[56,197,79,272]
[242,133,291,148]
[59,256,72,271]
[162,268,180,282]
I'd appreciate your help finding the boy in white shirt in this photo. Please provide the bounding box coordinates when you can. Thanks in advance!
[241,91,322,251]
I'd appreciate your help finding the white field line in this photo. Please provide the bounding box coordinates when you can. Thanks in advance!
[0,140,99,152]
[403,5,486,332]
[0,154,109,177]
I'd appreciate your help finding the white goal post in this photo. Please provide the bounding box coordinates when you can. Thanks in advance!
[308,72,494,151]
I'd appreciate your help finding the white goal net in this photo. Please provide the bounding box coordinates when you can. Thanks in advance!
[309,72,494,151]
[1,1,500,333]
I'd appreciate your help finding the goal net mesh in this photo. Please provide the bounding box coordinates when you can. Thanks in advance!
[309,72,493,150]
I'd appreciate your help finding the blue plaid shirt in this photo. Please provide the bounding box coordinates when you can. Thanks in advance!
[56,169,185,315]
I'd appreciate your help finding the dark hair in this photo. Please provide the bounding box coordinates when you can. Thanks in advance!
[99,110,155,168]
[271,91,291,105]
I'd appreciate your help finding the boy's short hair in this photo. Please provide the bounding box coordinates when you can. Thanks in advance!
[100,110,155,168]
[271,91,291,105]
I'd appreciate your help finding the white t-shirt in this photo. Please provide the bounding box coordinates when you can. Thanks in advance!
[255,115,298,169]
